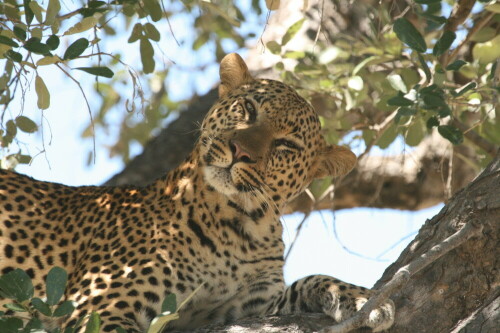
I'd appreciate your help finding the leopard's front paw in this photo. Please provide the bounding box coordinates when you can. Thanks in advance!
[355,297,395,332]
[320,282,395,332]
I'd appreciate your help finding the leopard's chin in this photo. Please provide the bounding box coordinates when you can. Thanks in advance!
[204,165,240,196]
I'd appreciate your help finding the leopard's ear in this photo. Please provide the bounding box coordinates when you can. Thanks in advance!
[312,145,357,179]
[219,53,254,97]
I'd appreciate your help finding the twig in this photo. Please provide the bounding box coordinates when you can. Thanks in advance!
[375,230,418,260]
[284,211,311,262]
[312,0,325,51]
[258,4,273,53]
[451,118,498,157]
[55,63,96,164]
[447,11,494,66]
[57,9,83,20]
[440,0,477,66]
[330,210,390,262]
[357,110,398,161]
[443,0,476,32]
[319,219,483,333]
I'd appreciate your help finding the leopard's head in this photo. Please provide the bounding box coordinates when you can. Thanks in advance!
[199,53,356,209]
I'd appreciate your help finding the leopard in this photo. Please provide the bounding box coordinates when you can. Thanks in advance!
[0,53,394,332]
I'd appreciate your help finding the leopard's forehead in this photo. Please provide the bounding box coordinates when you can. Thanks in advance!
[215,79,322,138]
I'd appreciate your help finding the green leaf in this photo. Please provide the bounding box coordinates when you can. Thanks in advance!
[75,67,114,78]
[414,0,441,3]
[417,53,431,82]
[426,116,439,129]
[393,18,427,53]
[422,92,446,109]
[433,31,456,56]
[13,26,27,41]
[485,3,500,13]
[347,76,364,91]
[144,23,160,42]
[143,0,162,22]
[23,37,50,54]
[265,0,280,10]
[52,300,75,317]
[0,269,33,302]
[4,302,28,312]
[6,120,17,138]
[83,312,101,333]
[128,23,143,43]
[28,1,44,23]
[15,116,37,133]
[438,125,463,145]
[17,154,32,164]
[387,74,407,93]
[454,82,477,97]
[377,124,398,149]
[46,267,68,305]
[140,38,155,74]
[472,35,500,64]
[5,50,23,62]
[24,0,34,25]
[161,294,177,313]
[32,297,52,316]
[63,16,99,35]
[63,38,89,59]
[25,317,44,330]
[192,33,209,50]
[446,60,467,71]
[0,317,23,333]
[266,41,281,54]
[37,55,61,66]
[45,0,61,25]
[387,94,413,106]
[283,51,305,59]
[0,36,19,47]
[35,75,50,109]
[405,118,425,146]
[420,13,447,25]
[395,106,416,123]
[282,18,305,46]
[489,60,498,80]
[46,35,60,50]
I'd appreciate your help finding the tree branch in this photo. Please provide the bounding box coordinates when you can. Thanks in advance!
[451,118,499,157]
[319,219,483,333]
[440,0,476,66]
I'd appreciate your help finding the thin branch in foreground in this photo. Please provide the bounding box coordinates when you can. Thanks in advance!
[319,217,483,333]
[451,118,499,157]
[56,64,96,164]
[284,211,311,262]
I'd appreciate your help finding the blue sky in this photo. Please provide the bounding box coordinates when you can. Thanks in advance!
[7,1,444,289]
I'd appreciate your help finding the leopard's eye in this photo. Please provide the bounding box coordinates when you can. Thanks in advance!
[274,138,302,151]
[242,99,257,122]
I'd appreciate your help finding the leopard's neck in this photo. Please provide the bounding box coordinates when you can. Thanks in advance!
[151,151,284,259]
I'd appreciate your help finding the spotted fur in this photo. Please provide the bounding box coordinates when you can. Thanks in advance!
[0,53,394,332]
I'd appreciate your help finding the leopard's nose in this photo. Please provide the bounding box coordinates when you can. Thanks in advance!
[230,140,253,163]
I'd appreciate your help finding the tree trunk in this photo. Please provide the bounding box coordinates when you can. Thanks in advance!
[182,151,499,333]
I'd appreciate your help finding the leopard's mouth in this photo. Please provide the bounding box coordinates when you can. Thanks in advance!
[204,163,256,196]
[203,164,237,195]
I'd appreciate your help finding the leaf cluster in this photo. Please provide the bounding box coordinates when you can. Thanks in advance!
[0,0,264,166]
[268,1,498,162]
[0,267,98,333]
[0,266,195,333]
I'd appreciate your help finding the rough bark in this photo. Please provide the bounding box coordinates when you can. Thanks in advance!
[182,151,499,333]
